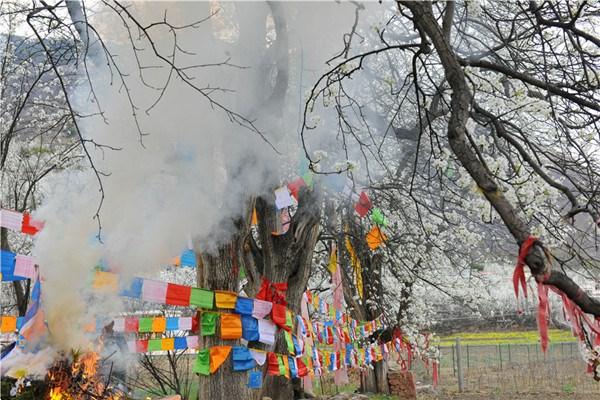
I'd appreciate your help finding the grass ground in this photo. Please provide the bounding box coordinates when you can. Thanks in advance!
[436,329,576,346]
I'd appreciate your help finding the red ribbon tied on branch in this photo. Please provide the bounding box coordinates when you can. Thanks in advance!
[513,236,538,314]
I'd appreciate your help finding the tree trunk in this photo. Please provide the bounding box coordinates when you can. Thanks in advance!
[257,187,322,400]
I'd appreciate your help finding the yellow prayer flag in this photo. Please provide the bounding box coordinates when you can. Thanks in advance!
[93,270,118,292]
[215,290,238,309]
[161,337,175,351]
[345,237,363,299]
[152,317,167,332]
[328,247,337,274]
[252,208,258,225]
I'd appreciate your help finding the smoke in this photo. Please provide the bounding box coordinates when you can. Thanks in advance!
[30,1,364,351]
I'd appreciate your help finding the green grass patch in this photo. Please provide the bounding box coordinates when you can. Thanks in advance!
[436,329,576,346]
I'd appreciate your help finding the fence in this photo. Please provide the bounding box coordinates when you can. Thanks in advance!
[409,340,598,394]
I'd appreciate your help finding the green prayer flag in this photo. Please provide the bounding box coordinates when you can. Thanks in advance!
[193,349,210,375]
[302,172,314,188]
[445,160,455,178]
[329,306,335,320]
[148,338,162,352]
[201,312,218,336]
[285,331,295,355]
[277,355,287,376]
[370,207,388,227]
[139,317,153,333]
[190,288,214,309]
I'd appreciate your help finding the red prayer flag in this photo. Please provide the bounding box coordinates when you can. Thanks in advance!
[267,352,281,376]
[21,213,44,234]
[296,357,308,377]
[287,177,307,200]
[166,283,192,306]
[125,318,139,332]
[271,303,290,331]
[353,191,373,217]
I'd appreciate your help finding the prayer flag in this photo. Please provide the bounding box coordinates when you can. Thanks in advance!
[354,191,373,217]
[235,297,254,316]
[119,277,143,299]
[193,349,210,375]
[267,352,281,376]
[366,225,387,250]
[274,187,294,209]
[190,288,214,309]
[287,176,307,200]
[139,318,153,333]
[201,312,218,336]
[297,357,308,378]
[1,316,18,332]
[252,299,273,319]
[232,346,255,371]
[258,319,277,346]
[21,213,43,234]
[210,346,232,373]
[248,371,263,388]
[289,356,298,378]
[241,315,260,341]
[141,279,168,303]
[162,338,175,351]
[0,209,23,231]
[252,208,258,225]
[180,250,196,267]
[215,290,237,309]
[220,313,242,339]
[93,270,118,291]
[14,255,36,279]
[166,283,191,306]
[148,339,162,352]
[271,303,290,331]
[250,349,267,366]
[152,317,166,332]
[370,207,388,227]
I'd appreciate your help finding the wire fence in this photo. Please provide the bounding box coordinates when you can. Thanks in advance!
[410,341,599,394]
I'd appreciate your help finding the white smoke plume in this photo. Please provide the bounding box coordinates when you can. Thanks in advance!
[31,1,365,351]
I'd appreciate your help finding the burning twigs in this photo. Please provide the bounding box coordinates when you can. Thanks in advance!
[45,349,127,400]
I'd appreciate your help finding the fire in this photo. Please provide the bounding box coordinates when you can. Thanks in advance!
[44,343,126,399]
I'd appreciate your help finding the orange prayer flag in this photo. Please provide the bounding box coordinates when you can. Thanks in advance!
[82,319,96,332]
[252,208,258,225]
[170,257,181,266]
[93,270,119,292]
[220,313,242,339]
[210,346,232,373]
[1,316,17,332]
[366,225,387,250]
[215,290,238,309]
[152,317,167,332]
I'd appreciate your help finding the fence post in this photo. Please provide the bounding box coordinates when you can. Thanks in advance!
[452,344,456,377]
[508,343,511,364]
[466,344,470,370]
[498,344,503,370]
[456,337,464,392]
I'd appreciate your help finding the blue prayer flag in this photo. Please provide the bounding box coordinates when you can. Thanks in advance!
[1,250,24,281]
[180,250,196,267]
[119,277,143,298]
[248,371,262,388]
[288,356,298,378]
[232,346,255,371]
[241,315,259,341]
[166,318,179,331]
[235,297,254,316]
[174,337,187,350]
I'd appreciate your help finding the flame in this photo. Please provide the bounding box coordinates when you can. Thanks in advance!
[45,340,125,399]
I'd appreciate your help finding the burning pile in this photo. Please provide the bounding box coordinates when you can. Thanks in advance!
[46,349,127,400]
[2,347,129,400]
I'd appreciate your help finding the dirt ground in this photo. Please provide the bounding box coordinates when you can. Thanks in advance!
[419,391,596,399]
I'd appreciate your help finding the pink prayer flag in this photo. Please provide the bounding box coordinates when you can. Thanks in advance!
[0,209,23,231]
[14,255,36,279]
[112,318,125,332]
[252,299,273,319]
[186,335,199,349]
[141,279,169,303]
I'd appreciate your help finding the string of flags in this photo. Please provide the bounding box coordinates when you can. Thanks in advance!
[0,208,44,235]
[272,174,388,249]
